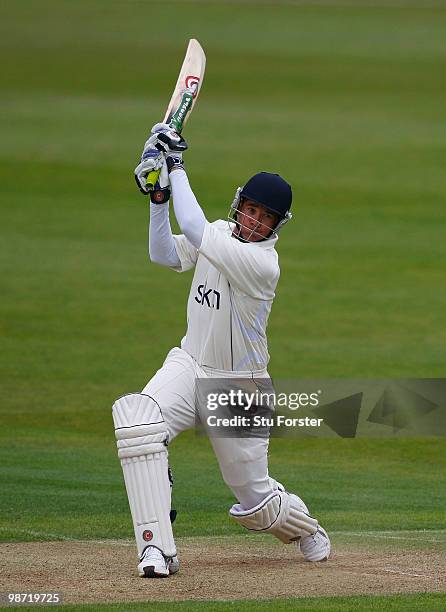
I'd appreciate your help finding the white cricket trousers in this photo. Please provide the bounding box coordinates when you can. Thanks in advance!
[142,347,278,509]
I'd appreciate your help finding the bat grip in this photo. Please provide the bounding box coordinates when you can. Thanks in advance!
[146,169,160,190]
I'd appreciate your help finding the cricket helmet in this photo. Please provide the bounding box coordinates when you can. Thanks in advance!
[229,172,293,242]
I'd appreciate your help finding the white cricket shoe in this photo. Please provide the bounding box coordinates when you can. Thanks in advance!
[299,526,331,562]
[138,546,180,578]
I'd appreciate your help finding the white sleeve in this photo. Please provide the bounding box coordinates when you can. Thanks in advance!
[172,233,199,272]
[169,169,206,249]
[148,202,198,273]
[198,221,280,299]
[148,203,181,268]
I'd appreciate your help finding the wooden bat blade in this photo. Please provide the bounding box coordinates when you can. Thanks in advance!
[163,38,206,128]
[146,39,206,191]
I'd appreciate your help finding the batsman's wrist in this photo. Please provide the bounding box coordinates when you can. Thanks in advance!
[166,155,184,174]
[149,184,171,204]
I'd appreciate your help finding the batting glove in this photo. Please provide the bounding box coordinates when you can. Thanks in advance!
[166,153,185,174]
[134,134,164,188]
[149,157,171,204]
[150,122,188,155]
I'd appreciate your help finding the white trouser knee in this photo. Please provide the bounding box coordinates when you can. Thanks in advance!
[230,490,318,543]
[112,393,176,558]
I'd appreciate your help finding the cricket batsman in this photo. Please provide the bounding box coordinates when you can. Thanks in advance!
[112,124,331,577]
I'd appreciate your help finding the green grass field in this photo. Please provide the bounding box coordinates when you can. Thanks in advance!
[1,1,445,609]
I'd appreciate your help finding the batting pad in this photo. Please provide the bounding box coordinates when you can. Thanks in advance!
[230,490,318,543]
[112,393,176,558]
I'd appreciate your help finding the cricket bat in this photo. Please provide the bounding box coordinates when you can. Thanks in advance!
[146,38,206,190]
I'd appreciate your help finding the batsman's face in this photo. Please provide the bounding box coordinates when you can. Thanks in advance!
[237,200,279,242]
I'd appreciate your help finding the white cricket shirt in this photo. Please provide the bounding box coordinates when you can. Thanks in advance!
[172,220,280,372]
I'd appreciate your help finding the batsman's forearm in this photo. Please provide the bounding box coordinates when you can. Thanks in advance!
[170,169,206,249]
[148,203,181,268]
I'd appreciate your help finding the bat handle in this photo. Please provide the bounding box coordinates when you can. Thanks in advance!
[146,169,160,190]
[145,91,191,192]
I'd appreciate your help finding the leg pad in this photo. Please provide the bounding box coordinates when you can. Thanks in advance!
[113,393,176,558]
[230,490,318,543]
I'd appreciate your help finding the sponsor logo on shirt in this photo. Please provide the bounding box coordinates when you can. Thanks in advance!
[195,284,221,310]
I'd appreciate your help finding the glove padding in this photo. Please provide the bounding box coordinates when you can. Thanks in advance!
[134,122,187,197]
[134,156,170,200]
[134,151,163,194]
[148,157,171,204]
[150,122,188,154]
[134,128,171,196]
